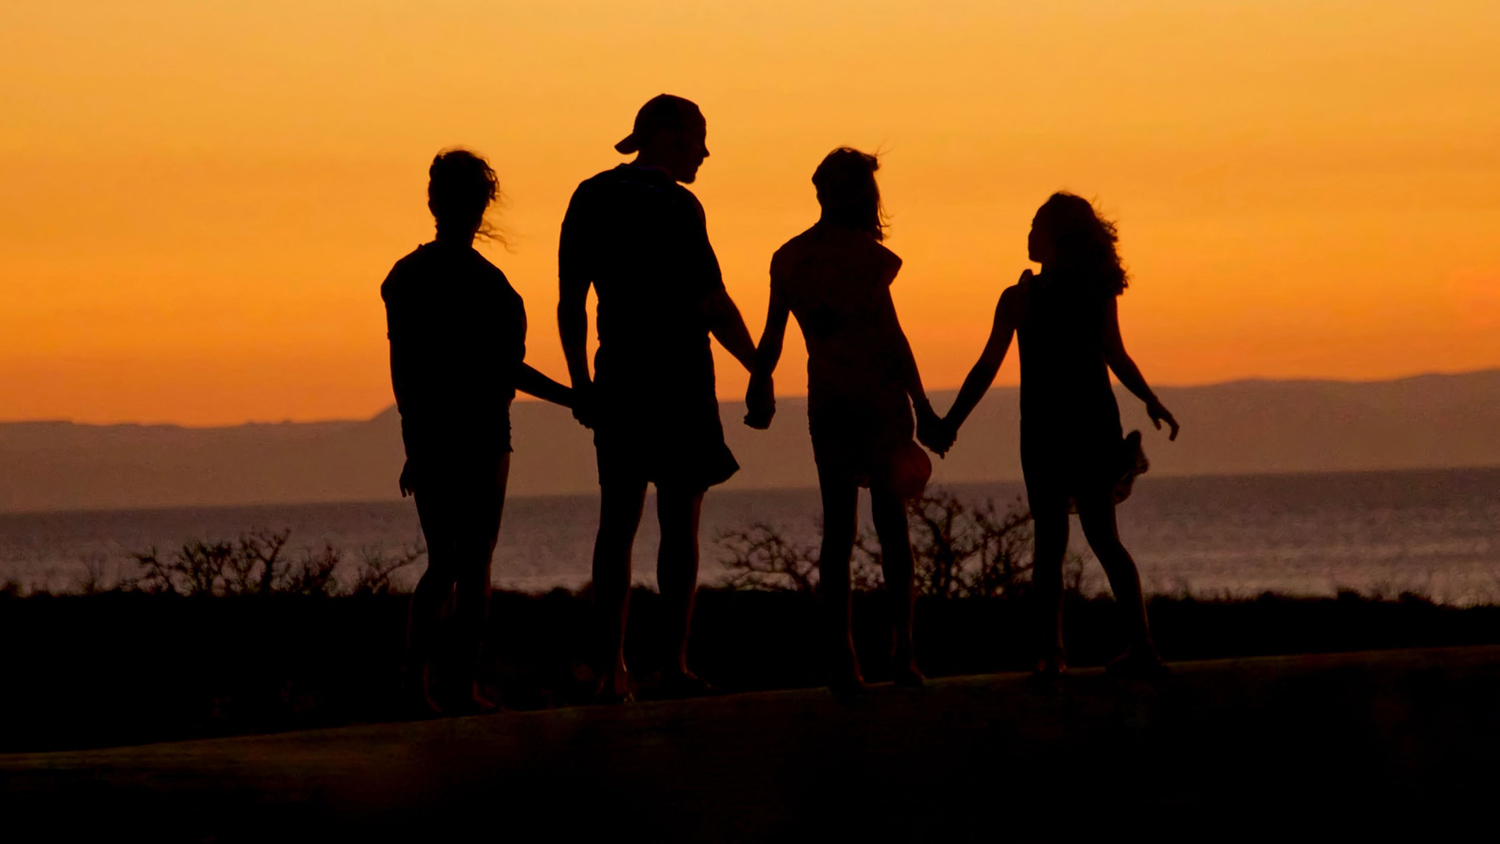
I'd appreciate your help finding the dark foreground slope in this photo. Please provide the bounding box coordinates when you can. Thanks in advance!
[4,647,1497,841]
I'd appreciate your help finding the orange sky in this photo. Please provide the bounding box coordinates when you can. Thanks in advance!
[2,1,1498,426]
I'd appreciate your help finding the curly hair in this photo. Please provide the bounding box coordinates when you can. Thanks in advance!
[812,147,888,241]
[1034,192,1128,295]
[427,148,504,243]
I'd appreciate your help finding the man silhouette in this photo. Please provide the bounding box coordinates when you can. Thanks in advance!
[559,95,757,700]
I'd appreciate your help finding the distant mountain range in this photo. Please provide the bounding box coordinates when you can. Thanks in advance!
[2,370,1498,513]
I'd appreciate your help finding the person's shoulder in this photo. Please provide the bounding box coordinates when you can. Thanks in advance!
[998,275,1033,318]
[774,225,821,257]
[464,250,522,300]
[672,181,704,209]
[380,244,433,301]
[575,167,621,189]
[567,168,626,204]
[770,226,823,277]
[470,250,509,282]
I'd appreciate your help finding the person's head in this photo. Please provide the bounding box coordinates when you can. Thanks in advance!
[616,94,709,183]
[1028,192,1128,295]
[427,148,500,243]
[812,147,887,241]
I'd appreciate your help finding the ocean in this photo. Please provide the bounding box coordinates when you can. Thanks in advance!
[2,467,1497,604]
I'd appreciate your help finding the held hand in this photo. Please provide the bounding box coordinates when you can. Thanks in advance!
[744,374,775,430]
[1147,398,1180,441]
[916,406,954,457]
[571,381,597,430]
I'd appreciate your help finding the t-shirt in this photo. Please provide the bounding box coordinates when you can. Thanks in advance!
[558,164,725,376]
[380,241,526,463]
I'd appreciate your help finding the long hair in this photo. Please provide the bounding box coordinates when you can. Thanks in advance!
[1033,192,1127,295]
[812,147,887,241]
[427,148,504,243]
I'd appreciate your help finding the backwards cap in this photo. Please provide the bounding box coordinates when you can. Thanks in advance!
[615,94,703,154]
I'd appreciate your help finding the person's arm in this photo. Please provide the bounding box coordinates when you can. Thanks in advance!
[389,336,418,497]
[873,286,944,452]
[683,192,757,373]
[1102,296,1179,440]
[383,274,422,497]
[516,363,573,408]
[745,287,790,429]
[557,193,596,427]
[943,279,1024,443]
[704,288,758,372]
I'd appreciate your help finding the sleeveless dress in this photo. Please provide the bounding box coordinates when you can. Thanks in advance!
[771,224,930,495]
[1015,272,1125,508]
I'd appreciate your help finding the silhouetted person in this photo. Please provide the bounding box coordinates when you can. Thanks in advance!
[558,95,758,701]
[382,149,572,715]
[936,192,1179,678]
[746,148,943,695]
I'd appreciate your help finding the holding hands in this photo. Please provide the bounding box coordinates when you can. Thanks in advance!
[570,381,597,430]
[915,402,955,458]
[744,372,775,430]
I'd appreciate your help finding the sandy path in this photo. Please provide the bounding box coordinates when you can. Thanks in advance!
[4,646,1497,841]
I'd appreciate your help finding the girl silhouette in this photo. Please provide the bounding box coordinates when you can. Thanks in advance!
[381,149,572,714]
[747,148,943,694]
[939,192,1179,677]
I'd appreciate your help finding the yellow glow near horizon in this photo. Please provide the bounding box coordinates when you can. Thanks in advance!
[2,1,1498,425]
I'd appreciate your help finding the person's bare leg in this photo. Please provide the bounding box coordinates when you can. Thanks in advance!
[451,456,508,712]
[871,485,922,686]
[1076,492,1162,671]
[592,479,647,701]
[656,485,706,688]
[1029,499,1070,675]
[817,467,862,692]
[407,494,456,715]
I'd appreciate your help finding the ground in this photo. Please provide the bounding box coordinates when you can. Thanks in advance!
[3,646,1496,841]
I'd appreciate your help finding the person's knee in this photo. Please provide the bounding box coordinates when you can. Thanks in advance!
[1078,517,1124,559]
[415,558,457,591]
[594,518,639,554]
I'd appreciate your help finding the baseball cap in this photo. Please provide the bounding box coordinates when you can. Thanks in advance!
[614,94,704,154]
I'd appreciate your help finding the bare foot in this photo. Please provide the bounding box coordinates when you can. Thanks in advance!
[659,669,720,699]
[892,657,926,688]
[400,664,444,719]
[828,668,868,702]
[593,667,636,705]
[455,684,504,715]
[1033,649,1067,679]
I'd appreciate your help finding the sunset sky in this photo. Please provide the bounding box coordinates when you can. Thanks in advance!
[3,1,1497,426]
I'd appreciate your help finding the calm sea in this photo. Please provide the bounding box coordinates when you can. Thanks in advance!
[1,468,1497,604]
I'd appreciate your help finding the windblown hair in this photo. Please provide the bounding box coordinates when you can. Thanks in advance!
[428,148,503,242]
[812,147,887,241]
[1034,192,1128,295]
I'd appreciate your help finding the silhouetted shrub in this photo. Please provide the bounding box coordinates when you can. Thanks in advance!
[718,489,1049,599]
[716,522,822,592]
[348,544,426,596]
[119,530,422,597]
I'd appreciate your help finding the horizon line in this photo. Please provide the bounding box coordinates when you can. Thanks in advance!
[3,365,1497,431]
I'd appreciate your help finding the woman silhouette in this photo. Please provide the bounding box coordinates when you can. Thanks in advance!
[747,148,943,694]
[381,149,572,714]
[938,192,1179,677]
